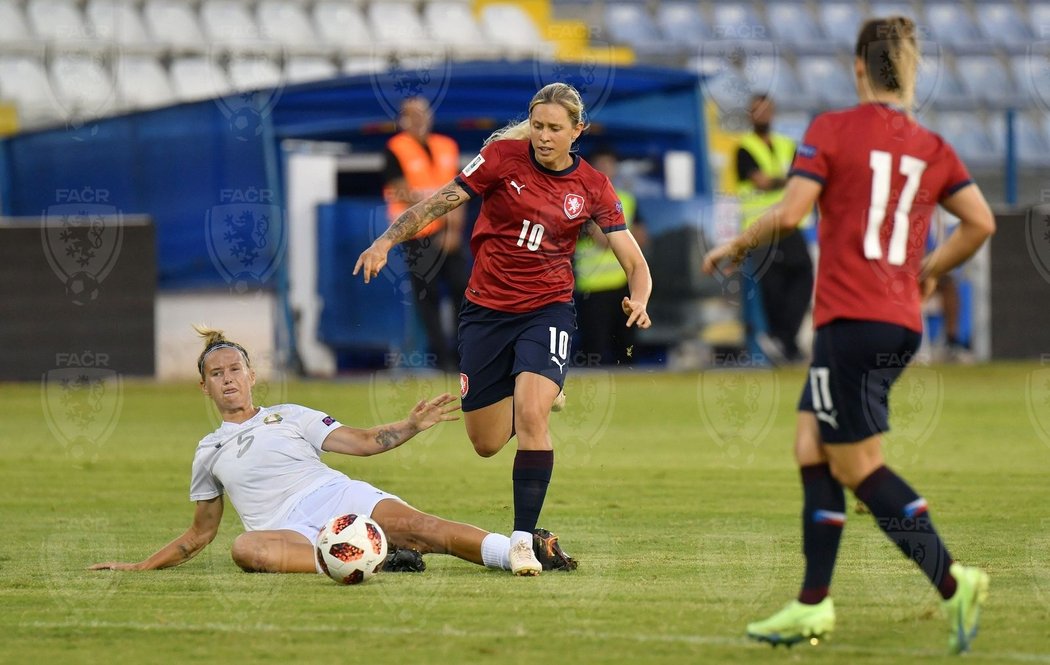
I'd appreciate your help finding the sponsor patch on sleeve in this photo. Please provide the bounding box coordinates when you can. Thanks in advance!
[797,144,817,159]
[462,153,485,176]
[322,416,335,427]
[615,200,624,214]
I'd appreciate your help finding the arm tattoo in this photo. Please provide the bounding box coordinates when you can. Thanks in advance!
[385,185,464,244]
[375,427,403,450]
[177,543,193,561]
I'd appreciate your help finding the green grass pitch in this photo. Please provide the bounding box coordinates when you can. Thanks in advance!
[2,363,1049,664]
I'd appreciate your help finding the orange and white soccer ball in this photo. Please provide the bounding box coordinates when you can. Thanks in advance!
[315,514,388,585]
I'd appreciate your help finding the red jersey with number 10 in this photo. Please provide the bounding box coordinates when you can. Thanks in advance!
[455,139,626,313]
[790,103,972,332]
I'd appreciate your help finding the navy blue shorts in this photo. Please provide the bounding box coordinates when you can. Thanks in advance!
[798,319,922,444]
[457,299,576,412]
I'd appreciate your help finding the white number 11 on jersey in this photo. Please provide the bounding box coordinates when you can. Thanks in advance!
[864,150,927,266]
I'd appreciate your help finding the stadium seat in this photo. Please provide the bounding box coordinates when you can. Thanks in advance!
[975,2,1031,55]
[766,2,836,55]
[604,3,666,57]
[341,56,384,76]
[916,55,971,111]
[144,0,207,52]
[423,1,493,59]
[49,53,117,120]
[27,0,98,47]
[169,56,233,101]
[0,0,38,53]
[367,2,426,54]
[0,55,65,126]
[655,2,707,50]
[1010,54,1050,110]
[748,56,810,112]
[312,2,372,55]
[818,2,865,49]
[1031,4,1050,39]
[256,0,326,55]
[867,1,920,22]
[284,56,339,84]
[479,4,551,59]
[797,55,856,110]
[86,0,155,52]
[710,3,769,42]
[115,54,176,109]
[228,55,284,91]
[775,110,812,143]
[200,0,266,51]
[988,112,1050,167]
[955,55,1020,109]
[933,111,998,168]
[923,2,993,55]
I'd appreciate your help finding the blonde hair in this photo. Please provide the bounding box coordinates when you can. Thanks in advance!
[855,16,920,109]
[484,82,589,145]
[194,324,251,378]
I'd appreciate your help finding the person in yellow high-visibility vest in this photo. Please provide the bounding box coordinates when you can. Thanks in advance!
[735,94,813,363]
[573,148,647,366]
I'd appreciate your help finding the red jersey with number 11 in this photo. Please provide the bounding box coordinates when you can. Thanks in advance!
[789,103,972,332]
[455,139,626,313]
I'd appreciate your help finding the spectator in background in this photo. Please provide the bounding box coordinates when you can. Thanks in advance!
[736,94,813,363]
[573,147,647,366]
[384,97,469,373]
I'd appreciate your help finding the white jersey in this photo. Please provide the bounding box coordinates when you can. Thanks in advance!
[190,404,347,532]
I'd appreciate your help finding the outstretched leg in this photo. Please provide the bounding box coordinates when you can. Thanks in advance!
[370,499,508,569]
[230,530,317,573]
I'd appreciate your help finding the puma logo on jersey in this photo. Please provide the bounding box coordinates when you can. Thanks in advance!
[550,356,566,374]
[510,180,525,194]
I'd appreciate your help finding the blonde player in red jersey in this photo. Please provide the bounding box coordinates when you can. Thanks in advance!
[704,17,995,654]
[356,83,652,576]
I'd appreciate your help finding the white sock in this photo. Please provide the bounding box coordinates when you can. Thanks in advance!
[481,533,511,570]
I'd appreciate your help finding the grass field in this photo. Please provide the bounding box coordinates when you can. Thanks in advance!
[2,363,1050,664]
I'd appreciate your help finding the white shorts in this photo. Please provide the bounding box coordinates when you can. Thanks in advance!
[277,477,400,546]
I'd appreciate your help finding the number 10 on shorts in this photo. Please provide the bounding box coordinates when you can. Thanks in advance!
[549,327,569,360]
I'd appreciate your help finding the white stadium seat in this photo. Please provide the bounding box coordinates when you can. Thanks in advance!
[144,0,207,51]
[284,57,339,84]
[27,0,97,46]
[312,2,371,55]
[115,55,176,109]
[86,0,155,51]
[49,53,117,120]
[0,0,40,53]
[480,3,551,59]
[200,0,265,51]
[368,2,434,55]
[423,1,492,58]
[228,55,284,91]
[0,55,65,125]
[169,56,232,101]
[257,0,324,54]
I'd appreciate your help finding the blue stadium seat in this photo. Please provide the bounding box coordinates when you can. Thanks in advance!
[775,110,813,143]
[710,2,768,42]
[1030,4,1050,40]
[797,55,856,109]
[868,1,919,21]
[766,2,836,55]
[1010,54,1050,110]
[748,56,811,111]
[916,56,972,111]
[975,2,1031,54]
[988,112,1050,167]
[955,55,1021,109]
[604,3,668,57]
[818,2,865,48]
[655,1,708,50]
[933,111,998,169]
[924,2,995,55]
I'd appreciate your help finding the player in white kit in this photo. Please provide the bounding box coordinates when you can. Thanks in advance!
[90,326,576,575]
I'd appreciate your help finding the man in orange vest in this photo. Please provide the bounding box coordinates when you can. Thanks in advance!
[383,97,469,372]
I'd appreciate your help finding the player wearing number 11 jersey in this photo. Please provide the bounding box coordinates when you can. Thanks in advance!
[703,16,995,654]
[355,83,652,576]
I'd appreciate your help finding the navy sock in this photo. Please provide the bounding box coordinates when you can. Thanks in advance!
[798,463,846,605]
[512,450,554,533]
[855,465,957,600]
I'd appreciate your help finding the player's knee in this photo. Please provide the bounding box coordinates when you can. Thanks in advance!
[513,404,549,439]
[827,460,863,490]
[230,534,261,572]
[470,437,502,457]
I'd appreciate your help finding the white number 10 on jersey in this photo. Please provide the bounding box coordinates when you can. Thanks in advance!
[517,219,545,251]
[864,150,927,266]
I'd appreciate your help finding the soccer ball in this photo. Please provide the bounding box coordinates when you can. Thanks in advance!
[315,514,388,585]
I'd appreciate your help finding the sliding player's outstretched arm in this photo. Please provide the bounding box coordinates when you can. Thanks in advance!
[89,496,224,571]
[321,393,461,457]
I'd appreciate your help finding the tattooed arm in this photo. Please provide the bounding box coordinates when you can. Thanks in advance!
[354,180,472,284]
[320,393,461,457]
[89,497,223,571]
